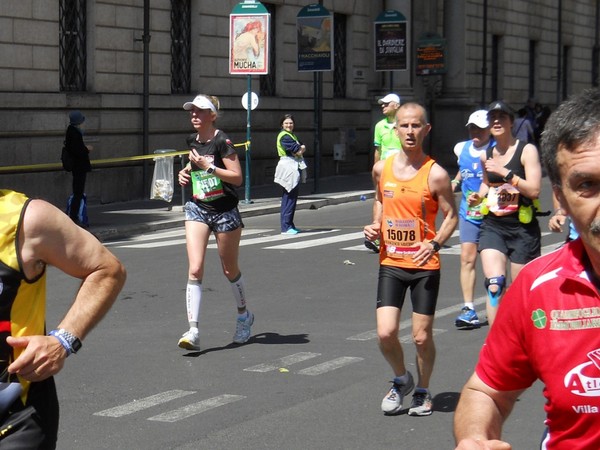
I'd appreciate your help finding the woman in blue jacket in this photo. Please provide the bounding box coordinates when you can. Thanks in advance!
[274,114,307,234]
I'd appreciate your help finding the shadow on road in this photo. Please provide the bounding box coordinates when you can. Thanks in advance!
[433,391,460,413]
[182,332,310,357]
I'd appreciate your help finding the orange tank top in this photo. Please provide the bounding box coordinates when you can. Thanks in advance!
[379,156,440,270]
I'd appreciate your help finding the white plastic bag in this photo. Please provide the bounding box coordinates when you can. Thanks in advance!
[150,154,174,202]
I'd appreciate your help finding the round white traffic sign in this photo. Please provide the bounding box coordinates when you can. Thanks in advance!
[241,92,259,110]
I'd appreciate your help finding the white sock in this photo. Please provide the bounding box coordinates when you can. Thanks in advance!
[186,280,202,328]
[464,302,475,310]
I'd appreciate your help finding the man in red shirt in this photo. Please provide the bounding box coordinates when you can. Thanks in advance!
[454,88,600,449]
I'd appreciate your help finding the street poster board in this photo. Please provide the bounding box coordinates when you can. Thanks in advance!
[374,10,408,72]
[297,4,333,72]
[229,1,270,75]
[416,33,447,76]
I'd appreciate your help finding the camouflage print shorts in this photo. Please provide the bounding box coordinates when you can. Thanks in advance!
[184,201,244,232]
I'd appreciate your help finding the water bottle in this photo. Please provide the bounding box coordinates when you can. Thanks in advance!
[479,198,489,216]
[518,205,533,224]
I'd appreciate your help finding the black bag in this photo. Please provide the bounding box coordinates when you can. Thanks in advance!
[61,143,74,172]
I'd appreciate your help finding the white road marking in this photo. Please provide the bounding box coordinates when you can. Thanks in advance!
[112,228,272,249]
[147,394,245,422]
[297,357,364,375]
[94,390,196,417]
[243,352,321,372]
[399,329,446,344]
[264,232,364,249]
[210,229,336,249]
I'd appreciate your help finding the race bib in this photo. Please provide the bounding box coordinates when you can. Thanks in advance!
[487,183,519,215]
[382,217,422,258]
[191,170,225,202]
[466,203,484,220]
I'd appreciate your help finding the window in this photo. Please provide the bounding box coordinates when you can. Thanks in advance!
[259,2,276,97]
[333,13,346,98]
[562,45,570,100]
[59,0,87,92]
[491,35,501,101]
[171,0,191,94]
[528,40,537,100]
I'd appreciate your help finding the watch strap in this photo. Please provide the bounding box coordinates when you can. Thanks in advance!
[48,329,82,356]
[430,240,441,252]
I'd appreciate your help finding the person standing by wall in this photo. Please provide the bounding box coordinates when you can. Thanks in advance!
[512,108,535,144]
[452,110,494,329]
[64,110,92,226]
[176,94,254,351]
[365,93,403,253]
[467,101,542,326]
[274,114,306,235]
[364,102,457,417]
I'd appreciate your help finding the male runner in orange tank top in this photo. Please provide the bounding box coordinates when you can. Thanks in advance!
[364,103,458,416]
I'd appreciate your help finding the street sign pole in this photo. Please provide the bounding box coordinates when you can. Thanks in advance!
[229,0,270,204]
[245,74,252,203]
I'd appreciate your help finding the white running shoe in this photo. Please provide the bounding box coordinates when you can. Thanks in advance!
[178,328,200,351]
[381,371,415,415]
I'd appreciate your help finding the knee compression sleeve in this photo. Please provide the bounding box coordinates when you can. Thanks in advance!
[484,275,506,308]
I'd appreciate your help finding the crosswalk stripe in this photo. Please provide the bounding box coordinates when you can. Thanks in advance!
[209,229,337,249]
[296,357,364,375]
[113,228,272,249]
[264,232,365,250]
[147,394,246,422]
[347,297,488,341]
[94,390,196,417]
[399,329,446,344]
[243,352,321,372]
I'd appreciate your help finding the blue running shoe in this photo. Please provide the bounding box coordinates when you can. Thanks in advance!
[455,306,480,329]
[282,228,299,235]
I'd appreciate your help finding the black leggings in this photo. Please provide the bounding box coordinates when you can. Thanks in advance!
[70,170,87,221]
[376,265,440,315]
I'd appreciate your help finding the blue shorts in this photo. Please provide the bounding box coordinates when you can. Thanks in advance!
[459,216,482,244]
[184,201,244,232]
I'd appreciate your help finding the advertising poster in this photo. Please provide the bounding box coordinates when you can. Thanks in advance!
[374,10,407,72]
[297,4,333,72]
[416,34,446,75]
[229,13,269,75]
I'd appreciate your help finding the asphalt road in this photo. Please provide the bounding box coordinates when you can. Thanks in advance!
[46,200,561,449]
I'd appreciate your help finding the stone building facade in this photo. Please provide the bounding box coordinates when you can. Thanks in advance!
[0,0,598,205]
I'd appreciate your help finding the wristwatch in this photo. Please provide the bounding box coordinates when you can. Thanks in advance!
[206,164,216,174]
[430,240,441,252]
[48,329,82,356]
[502,170,514,182]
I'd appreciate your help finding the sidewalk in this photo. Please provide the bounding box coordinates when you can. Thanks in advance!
[87,173,375,241]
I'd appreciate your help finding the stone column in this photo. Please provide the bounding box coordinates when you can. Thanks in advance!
[442,0,469,99]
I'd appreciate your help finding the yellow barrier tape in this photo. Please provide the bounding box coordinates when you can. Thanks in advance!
[0,141,250,174]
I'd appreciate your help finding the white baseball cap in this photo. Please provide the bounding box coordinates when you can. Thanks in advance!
[378,93,400,105]
[466,110,489,128]
[183,95,217,113]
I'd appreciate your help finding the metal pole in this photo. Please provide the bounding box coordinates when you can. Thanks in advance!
[481,0,488,106]
[313,72,322,194]
[556,0,562,105]
[593,0,600,86]
[142,0,150,191]
[244,74,253,203]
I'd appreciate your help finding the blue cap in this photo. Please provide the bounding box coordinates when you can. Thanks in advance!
[69,110,85,125]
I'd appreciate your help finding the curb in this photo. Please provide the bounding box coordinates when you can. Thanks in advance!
[91,190,374,242]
